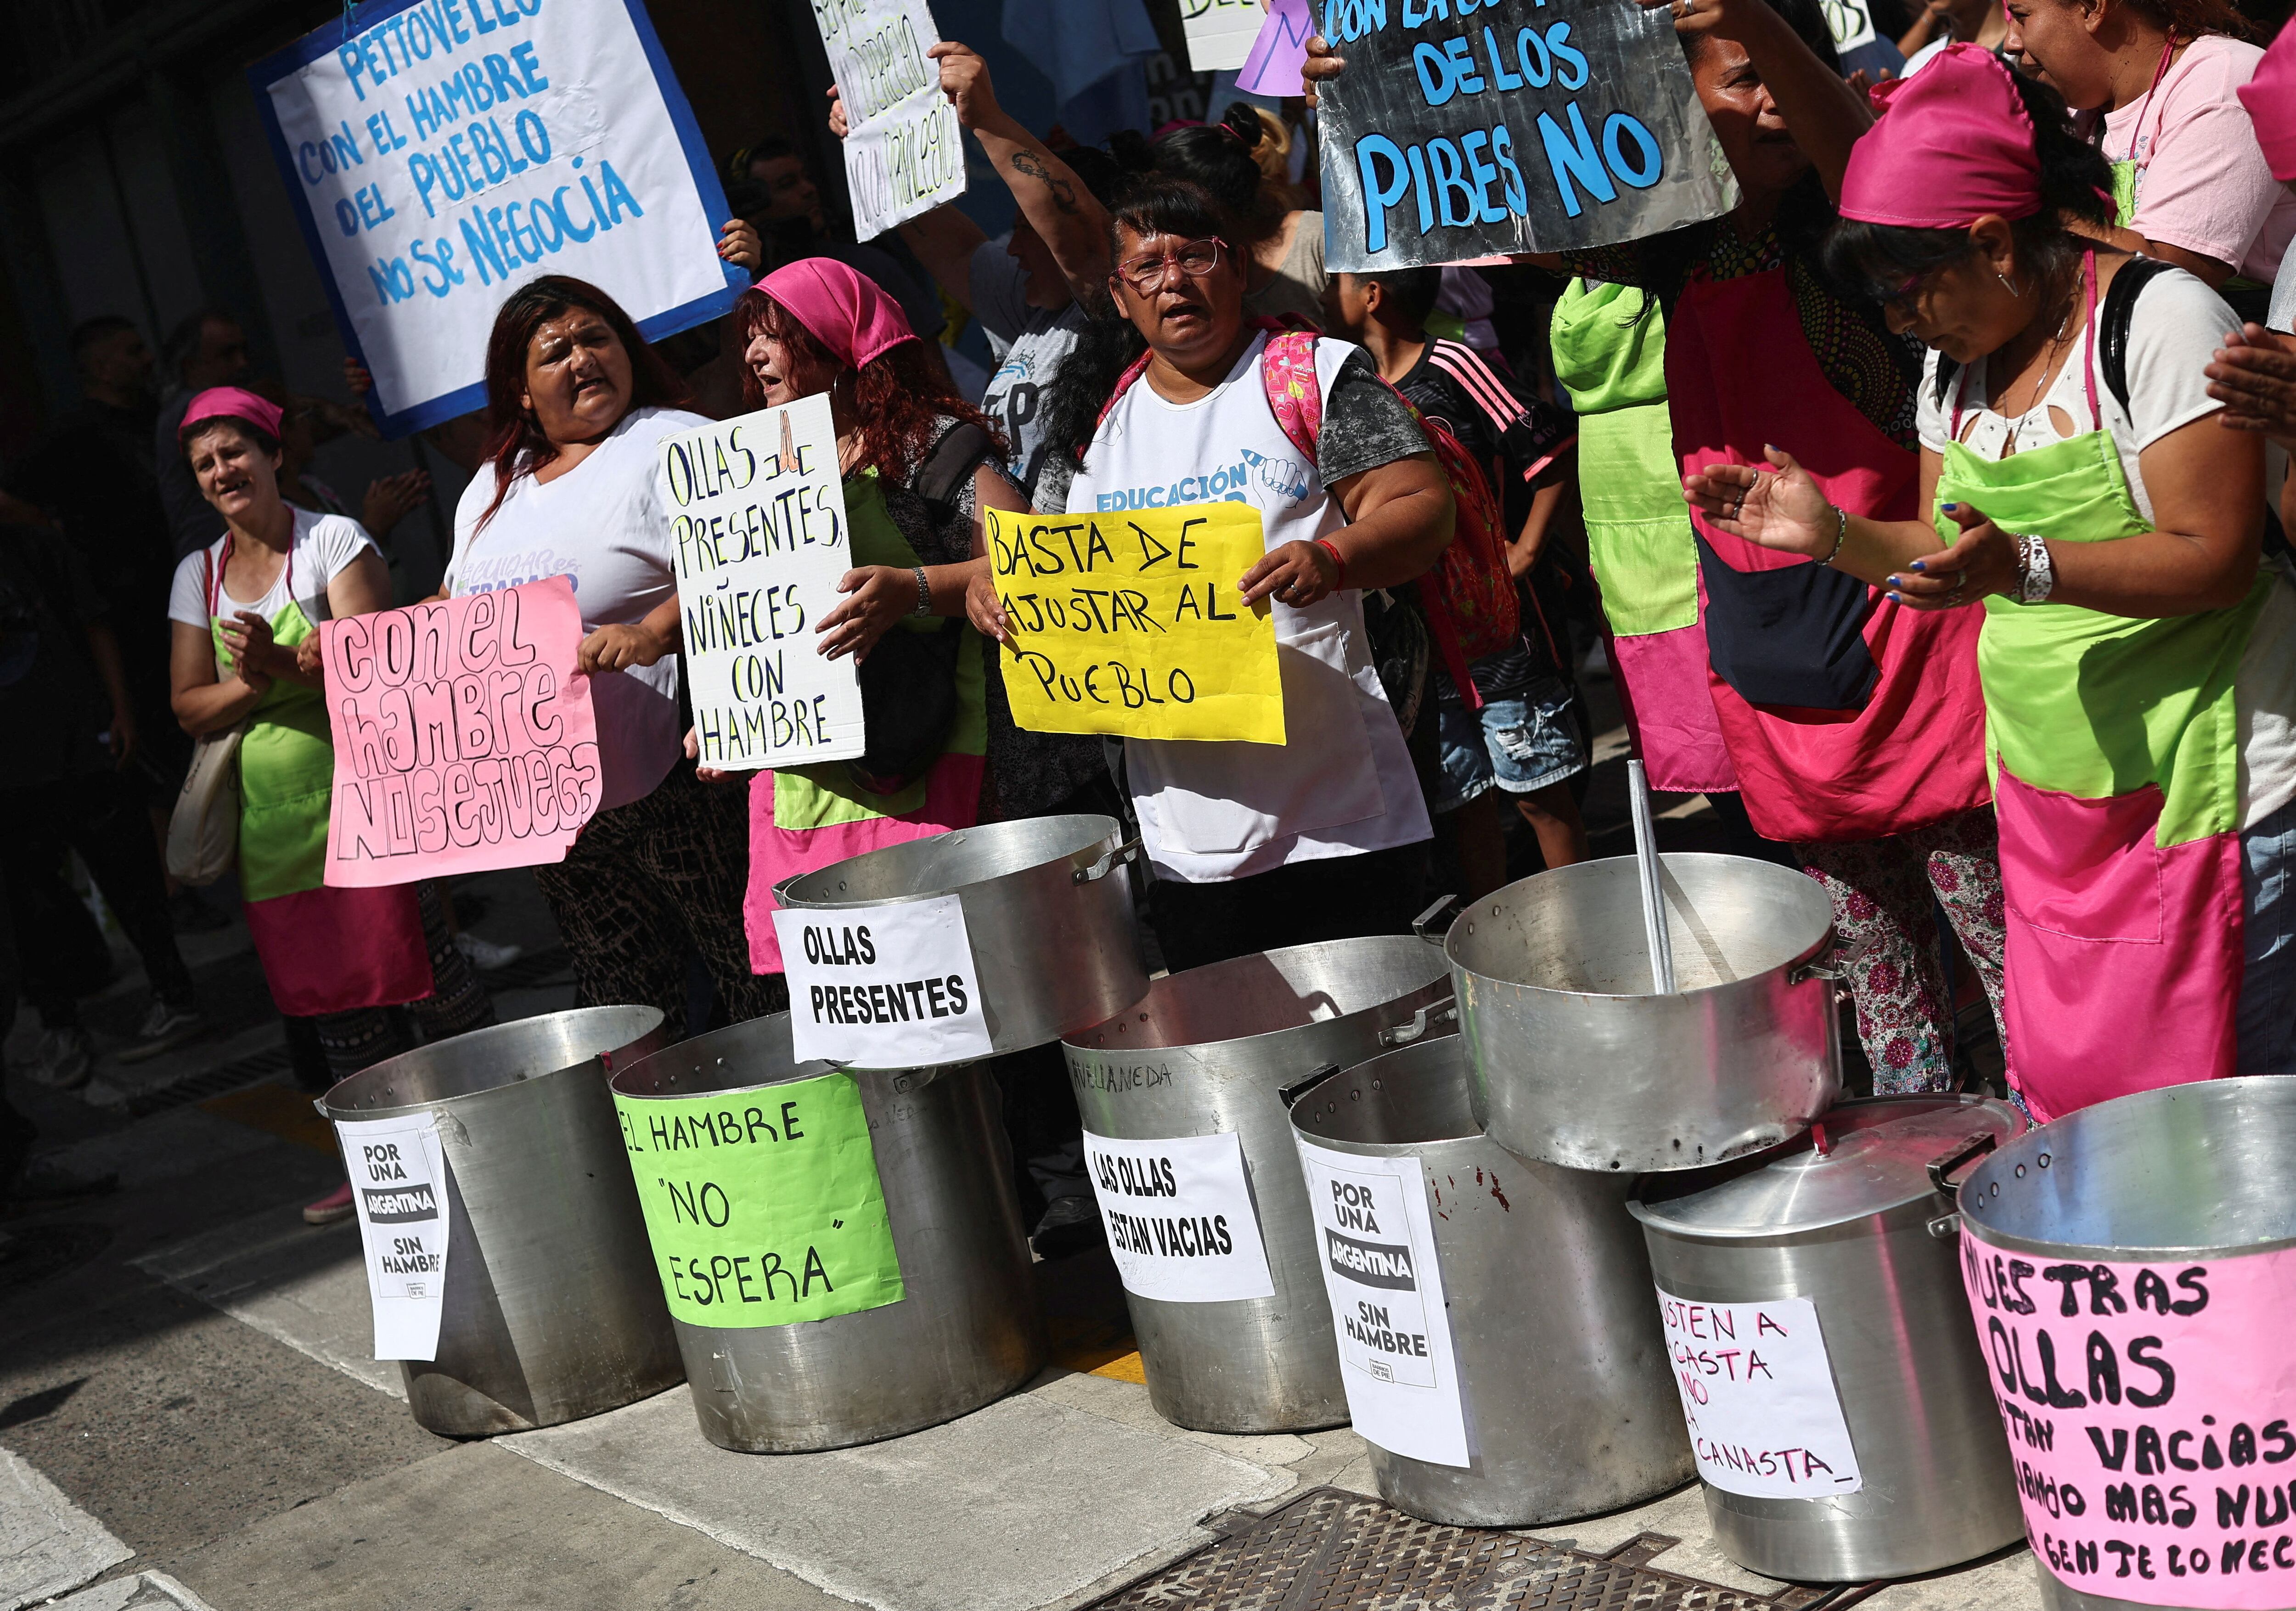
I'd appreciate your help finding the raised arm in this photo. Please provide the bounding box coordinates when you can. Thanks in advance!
[1654,0,1874,200]
[929,44,1111,303]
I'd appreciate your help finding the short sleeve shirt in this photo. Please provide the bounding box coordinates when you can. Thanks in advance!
[169,508,379,633]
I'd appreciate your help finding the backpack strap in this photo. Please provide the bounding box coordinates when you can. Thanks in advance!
[1258,327,1324,463]
[914,421,997,512]
[2099,255,2174,420]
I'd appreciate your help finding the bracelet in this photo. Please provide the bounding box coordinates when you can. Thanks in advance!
[1821,505,1848,567]
[1314,538,1347,588]
[2017,535,2055,606]
[910,566,932,617]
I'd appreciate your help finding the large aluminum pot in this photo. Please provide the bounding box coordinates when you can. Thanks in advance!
[609,1014,1041,1452]
[1446,853,1842,1172]
[1290,1035,1692,1526]
[772,814,1147,1054]
[1634,1096,2027,1581]
[1953,1077,2296,1611]
[320,1006,680,1436]
[1064,937,1455,1433]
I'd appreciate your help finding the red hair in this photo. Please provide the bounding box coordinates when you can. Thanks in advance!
[732,288,1004,484]
[476,276,692,531]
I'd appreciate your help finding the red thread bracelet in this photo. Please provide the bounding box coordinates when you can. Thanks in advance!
[1314,538,1347,588]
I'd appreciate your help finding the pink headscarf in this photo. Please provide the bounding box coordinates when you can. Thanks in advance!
[2237,23,2296,183]
[754,258,917,369]
[1839,45,2043,229]
[180,386,284,445]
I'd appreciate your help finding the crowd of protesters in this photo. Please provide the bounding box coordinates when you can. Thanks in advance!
[6,0,2296,1253]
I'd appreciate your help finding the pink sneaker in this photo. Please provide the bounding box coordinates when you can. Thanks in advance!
[303,1181,356,1226]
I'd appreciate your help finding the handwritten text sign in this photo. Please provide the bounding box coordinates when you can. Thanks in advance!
[1081,1129,1277,1304]
[1184,0,1269,71]
[615,1070,904,1328]
[773,893,995,1067]
[660,394,865,772]
[1315,0,1733,270]
[814,0,966,240]
[1297,1136,1470,1466]
[250,0,744,437]
[986,505,1284,745]
[321,578,602,884]
[1961,1234,2296,1607]
[336,1113,452,1360]
[1656,1289,1864,1499]
[1238,0,1315,96]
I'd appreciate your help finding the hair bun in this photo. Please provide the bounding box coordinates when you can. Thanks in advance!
[1220,102,1264,149]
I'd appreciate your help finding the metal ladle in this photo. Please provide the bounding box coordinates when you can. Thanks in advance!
[1626,760,1676,994]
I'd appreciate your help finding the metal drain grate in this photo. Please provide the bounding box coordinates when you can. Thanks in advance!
[1091,1489,1861,1611]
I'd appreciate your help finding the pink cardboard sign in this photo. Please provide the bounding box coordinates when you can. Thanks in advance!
[1235,0,1312,97]
[1961,1229,2296,1607]
[320,578,602,885]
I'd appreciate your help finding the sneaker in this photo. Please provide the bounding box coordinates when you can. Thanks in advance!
[453,932,524,971]
[114,1000,206,1065]
[303,1181,357,1226]
[30,1028,94,1091]
[1030,1194,1106,1261]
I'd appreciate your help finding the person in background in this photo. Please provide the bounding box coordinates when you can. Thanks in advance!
[1898,0,2011,72]
[1323,266,1592,898]
[1708,46,2296,1116]
[155,311,254,559]
[168,388,492,1224]
[1118,105,1328,331]
[2005,0,2293,310]
[445,277,777,1037]
[1240,106,1310,213]
[1031,175,1451,970]
[271,394,431,554]
[0,513,203,1086]
[2207,12,2296,536]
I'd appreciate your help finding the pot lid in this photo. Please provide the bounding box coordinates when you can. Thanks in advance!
[1630,1095,2026,1238]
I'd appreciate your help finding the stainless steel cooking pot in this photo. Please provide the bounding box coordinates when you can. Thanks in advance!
[610,1014,1041,1452]
[1290,1035,1692,1525]
[772,814,1147,1055]
[1443,853,1842,1172]
[1064,937,1455,1433]
[1634,1096,2027,1581]
[1952,1077,2296,1611]
[320,1006,681,1437]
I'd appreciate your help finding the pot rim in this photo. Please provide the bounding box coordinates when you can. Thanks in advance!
[319,1004,664,1122]
[1958,1217,2296,1263]
[1063,941,1453,1061]
[771,814,1121,913]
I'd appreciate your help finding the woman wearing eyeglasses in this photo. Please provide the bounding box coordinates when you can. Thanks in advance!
[1033,175,1454,972]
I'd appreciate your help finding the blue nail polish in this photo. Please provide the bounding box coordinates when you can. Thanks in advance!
[1941,503,1959,513]
[1887,591,1903,603]
[1910,560,1927,572]
[1887,576,1901,587]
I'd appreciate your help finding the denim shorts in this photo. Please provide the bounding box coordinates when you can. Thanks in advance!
[1434,676,1587,814]
[2238,794,2296,1074]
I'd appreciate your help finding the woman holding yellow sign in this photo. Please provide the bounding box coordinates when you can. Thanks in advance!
[1045,175,1456,972]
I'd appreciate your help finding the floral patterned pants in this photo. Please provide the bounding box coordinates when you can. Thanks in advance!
[1794,806,2009,1095]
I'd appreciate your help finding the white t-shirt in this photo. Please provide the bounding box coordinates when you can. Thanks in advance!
[973,241,1087,504]
[169,508,378,641]
[1066,333,1434,883]
[1917,264,2296,827]
[445,406,705,813]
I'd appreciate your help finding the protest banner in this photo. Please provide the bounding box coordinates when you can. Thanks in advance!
[336,1113,452,1360]
[1314,0,1735,270]
[320,577,602,885]
[773,894,996,1067]
[1081,1129,1277,1303]
[616,1070,905,1329]
[1183,0,1271,72]
[985,505,1284,745]
[1238,0,1315,96]
[1821,0,1879,54]
[1655,1288,1864,1500]
[811,0,967,240]
[659,395,866,772]
[250,0,746,437]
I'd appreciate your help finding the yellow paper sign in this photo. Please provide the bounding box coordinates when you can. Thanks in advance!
[987,505,1285,745]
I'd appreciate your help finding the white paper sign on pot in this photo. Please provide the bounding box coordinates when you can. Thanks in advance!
[336,1112,452,1361]
[774,893,995,1067]
[1655,1288,1863,1498]
[1081,1128,1276,1303]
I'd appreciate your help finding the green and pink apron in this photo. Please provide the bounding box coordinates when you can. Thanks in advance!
[744,472,986,973]
[204,538,431,1016]
[1935,257,2269,1120]
[1550,279,1738,795]
[1666,261,1991,843]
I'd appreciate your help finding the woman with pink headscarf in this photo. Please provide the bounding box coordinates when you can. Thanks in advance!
[1698,45,2296,1120]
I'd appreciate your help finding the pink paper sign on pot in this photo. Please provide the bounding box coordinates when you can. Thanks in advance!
[1960,1228,2296,1608]
[320,576,603,885]
[1236,0,1313,97]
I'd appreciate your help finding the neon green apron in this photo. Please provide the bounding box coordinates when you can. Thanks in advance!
[213,590,332,904]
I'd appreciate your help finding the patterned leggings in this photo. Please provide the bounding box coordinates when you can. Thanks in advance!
[533,762,786,1041]
[313,880,496,1081]
[1793,806,2009,1095]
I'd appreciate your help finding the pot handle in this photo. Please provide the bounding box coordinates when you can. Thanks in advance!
[1278,1063,1343,1110]
[1787,946,1847,987]
[1378,999,1459,1048]
[1923,1129,1998,1239]
[1412,894,1460,946]
[1074,837,1144,884]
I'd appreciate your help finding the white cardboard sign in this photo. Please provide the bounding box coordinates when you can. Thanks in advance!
[1082,1129,1277,1304]
[813,0,966,240]
[1181,0,1266,72]
[336,1113,453,1361]
[774,892,995,1066]
[1655,1288,1863,1499]
[1296,1137,1470,1467]
[1822,0,1880,54]
[660,394,866,772]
